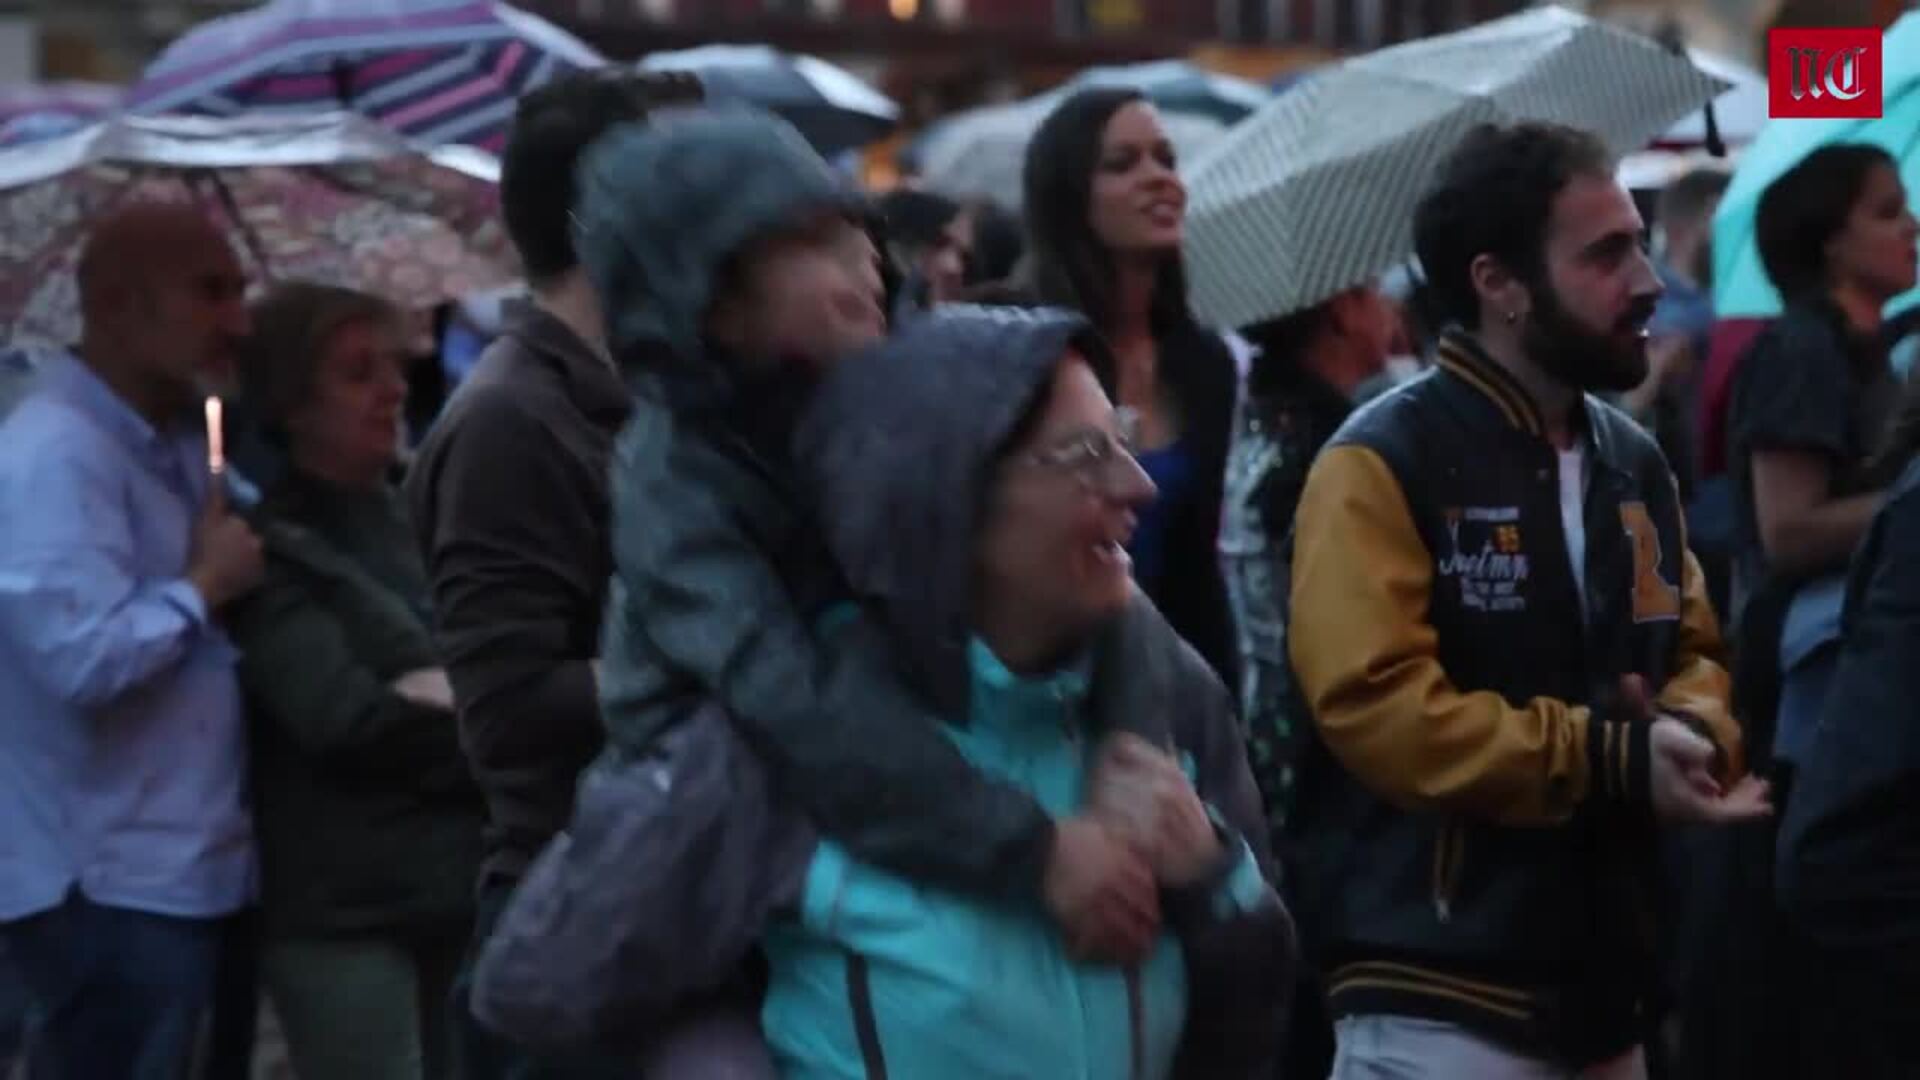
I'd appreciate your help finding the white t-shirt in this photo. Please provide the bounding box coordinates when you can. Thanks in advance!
[1558,445,1589,623]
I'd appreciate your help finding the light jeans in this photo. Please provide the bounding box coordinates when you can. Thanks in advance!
[1331,1015,1647,1080]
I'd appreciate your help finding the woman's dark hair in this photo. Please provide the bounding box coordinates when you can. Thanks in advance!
[1755,142,1897,303]
[1021,87,1194,340]
[242,282,403,431]
[1412,122,1614,330]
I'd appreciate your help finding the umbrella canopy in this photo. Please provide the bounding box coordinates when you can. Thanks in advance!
[126,0,603,153]
[0,82,123,149]
[0,111,515,347]
[1045,60,1271,125]
[1660,48,1767,148]
[0,82,121,128]
[0,113,96,149]
[1183,4,1726,330]
[636,45,898,156]
[1618,146,1740,191]
[1711,11,1920,320]
[917,98,1227,213]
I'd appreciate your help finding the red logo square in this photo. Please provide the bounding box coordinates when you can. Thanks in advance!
[1768,28,1883,119]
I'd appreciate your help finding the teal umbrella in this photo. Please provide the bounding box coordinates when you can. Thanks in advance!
[1712,11,1920,319]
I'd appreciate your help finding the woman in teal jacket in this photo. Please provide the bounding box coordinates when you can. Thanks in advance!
[764,306,1294,1079]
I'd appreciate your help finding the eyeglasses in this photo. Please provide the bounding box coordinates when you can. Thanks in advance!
[1018,407,1144,494]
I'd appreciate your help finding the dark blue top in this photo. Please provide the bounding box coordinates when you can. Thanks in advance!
[1130,440,1195,588]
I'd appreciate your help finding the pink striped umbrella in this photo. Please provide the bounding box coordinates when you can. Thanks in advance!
[125,0,604,154]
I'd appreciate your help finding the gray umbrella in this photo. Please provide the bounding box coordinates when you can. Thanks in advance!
[637,44,899,156]
[919,98,1226,213]
[1182,4,1727,329]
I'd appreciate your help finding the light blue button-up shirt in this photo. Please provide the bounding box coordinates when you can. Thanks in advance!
[0,351,254,922]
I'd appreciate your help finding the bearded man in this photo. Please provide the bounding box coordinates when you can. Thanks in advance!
[1282,122,1771,1079]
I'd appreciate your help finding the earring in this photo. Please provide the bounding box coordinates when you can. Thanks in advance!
[1504,310,1520,326]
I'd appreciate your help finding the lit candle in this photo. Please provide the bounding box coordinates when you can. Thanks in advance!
[204,396,225,475]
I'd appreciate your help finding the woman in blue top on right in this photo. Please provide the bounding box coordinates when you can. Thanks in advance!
[762,305,1294,1080]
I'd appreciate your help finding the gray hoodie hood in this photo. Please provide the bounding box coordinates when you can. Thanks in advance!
[794,305,1112,714]
[572,109,864,379]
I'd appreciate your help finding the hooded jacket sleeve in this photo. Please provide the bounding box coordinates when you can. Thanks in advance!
[1159,635,1296,1080]
[603,422,1057,900]
[1288,445,1651,824]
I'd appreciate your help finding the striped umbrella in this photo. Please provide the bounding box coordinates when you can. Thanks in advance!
[1660,48,1767,148]
[0,82,121,149]
[636,45,898,156]
[125,0,604,154]
[0,82,120,127]
[1183,5,1726,330]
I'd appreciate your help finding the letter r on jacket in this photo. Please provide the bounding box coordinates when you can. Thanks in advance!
[1620,502,1681,623]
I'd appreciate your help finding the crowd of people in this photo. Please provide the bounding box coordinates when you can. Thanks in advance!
[0,59,1917,1080]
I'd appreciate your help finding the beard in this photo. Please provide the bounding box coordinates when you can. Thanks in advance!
[1520,281,1656,395]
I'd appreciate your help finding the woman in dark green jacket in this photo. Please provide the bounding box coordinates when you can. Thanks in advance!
[228,283,481,1080]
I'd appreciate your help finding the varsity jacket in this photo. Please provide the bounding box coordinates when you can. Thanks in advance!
[1285,329,1739,1067]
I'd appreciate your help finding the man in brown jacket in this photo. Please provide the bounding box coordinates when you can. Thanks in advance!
[406,71,698,1080]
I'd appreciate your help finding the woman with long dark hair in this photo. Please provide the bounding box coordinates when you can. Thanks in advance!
[1022,87,1241,687]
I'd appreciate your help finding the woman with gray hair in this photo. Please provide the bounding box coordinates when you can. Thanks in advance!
[227,282,482,1080]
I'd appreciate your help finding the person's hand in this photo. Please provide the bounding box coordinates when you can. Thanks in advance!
[1649,718,1772,822]
[1621,675,1772,825]
[1043,816,1161,965]
[1087,734,1224,887]
[391,668,455,712]
[187,485,264,610]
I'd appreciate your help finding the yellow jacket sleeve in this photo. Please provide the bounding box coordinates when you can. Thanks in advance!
[1288,445,1647,825]
[1656,546,1743,781]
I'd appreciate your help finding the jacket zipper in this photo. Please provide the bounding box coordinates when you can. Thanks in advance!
[1431,821,1466,923]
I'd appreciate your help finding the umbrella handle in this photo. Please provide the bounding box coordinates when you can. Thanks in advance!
[331,60,354,106]
[1651,18,1725,159]
[190,168,275,284]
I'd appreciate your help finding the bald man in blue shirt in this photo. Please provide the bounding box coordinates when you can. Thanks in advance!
[0,203,264,1080]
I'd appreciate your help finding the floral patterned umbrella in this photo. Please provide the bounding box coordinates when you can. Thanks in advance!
[0,110,515,346]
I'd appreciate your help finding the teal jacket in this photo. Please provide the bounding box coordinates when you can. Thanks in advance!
[762,638,1270,1080]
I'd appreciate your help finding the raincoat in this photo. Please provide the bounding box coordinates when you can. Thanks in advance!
[765,307,1293,1079]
